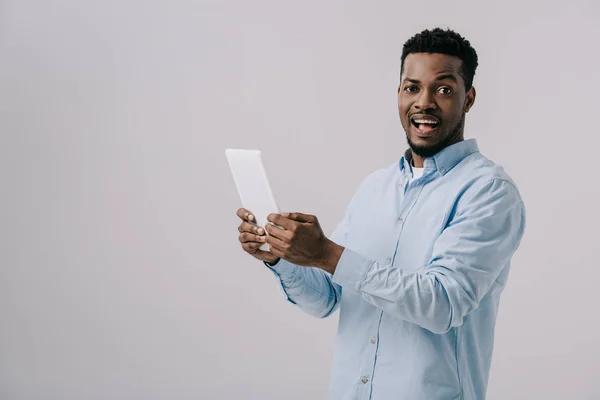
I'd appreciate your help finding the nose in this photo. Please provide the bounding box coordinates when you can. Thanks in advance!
[414,89,437,111]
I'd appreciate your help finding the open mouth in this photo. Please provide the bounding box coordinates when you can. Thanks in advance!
[410,116,440,135]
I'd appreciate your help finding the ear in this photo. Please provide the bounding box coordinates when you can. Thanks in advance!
[464,87,476,112]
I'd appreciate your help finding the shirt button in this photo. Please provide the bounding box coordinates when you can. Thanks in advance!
[361,376,369,384]
[386,257,392,263]
[370,337,376,344]
[440,167,445,173]
[397,217,403,224]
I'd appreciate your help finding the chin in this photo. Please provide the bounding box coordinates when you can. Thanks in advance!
[410,144,444,159]
[406,133,447,158]
[409,133,440,145]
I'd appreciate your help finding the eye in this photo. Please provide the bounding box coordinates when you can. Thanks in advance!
[404,85,419,93]
[438,87,452,95]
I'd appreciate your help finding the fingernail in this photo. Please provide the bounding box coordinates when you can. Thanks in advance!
[282,212,289,217]
[248,214,254,221]
[257,228,264,235]
[260,236,266,241]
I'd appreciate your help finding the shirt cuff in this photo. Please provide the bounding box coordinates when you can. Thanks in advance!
[332,248,373,293]
[264,258,296,279]
[263,259,298,303]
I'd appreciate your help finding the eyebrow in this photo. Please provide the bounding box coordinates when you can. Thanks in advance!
[435,73,458,83]
[402,74,458,84]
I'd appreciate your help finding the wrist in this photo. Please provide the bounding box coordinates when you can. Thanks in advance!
[317,239,344,274]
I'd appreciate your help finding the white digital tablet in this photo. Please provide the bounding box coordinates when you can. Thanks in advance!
[225,149,280,251]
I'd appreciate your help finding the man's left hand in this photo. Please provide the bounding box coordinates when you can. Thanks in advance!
[265,212,344,274]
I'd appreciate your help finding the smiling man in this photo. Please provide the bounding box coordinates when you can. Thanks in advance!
[236,28,525,400]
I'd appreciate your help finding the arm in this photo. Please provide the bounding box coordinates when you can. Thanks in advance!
[332,179,526,334]
[266,259,342,318]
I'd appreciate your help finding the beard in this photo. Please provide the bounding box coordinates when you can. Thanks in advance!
[406,112,465,159]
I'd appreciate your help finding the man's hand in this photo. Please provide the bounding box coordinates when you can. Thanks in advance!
[236,208,280,265]
[265,212,344,274]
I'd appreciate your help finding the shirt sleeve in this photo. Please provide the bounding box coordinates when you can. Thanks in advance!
[332,178,526,334]
[263,191,357,318]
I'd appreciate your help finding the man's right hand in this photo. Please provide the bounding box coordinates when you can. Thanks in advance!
[236,208,281,265]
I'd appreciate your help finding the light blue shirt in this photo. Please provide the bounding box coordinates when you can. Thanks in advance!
[267,139,526,400]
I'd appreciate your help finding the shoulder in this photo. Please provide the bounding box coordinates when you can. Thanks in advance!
[353,161,399,193]
[455,152,524,211]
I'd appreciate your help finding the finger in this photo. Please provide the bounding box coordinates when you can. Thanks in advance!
[239,232,267,244]
[238,221,265,235]
[267,213,296,230]
[265,223,291,241]
[282,212,315,223]
[253,249,280,264]
[242,241,279,264]
[242,240,267,252]
[265,233,289,253]
[236,208,255,222]
[267,245,284,259]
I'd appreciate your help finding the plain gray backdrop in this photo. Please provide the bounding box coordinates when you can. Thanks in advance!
[1,0,599,399]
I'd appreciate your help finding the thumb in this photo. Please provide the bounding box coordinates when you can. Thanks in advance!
[282,212,315,223]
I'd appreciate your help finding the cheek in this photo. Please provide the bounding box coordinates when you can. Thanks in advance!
[453,95,466,114]
[442,100,464,124]
[398,99,410,117]
[452,106,465,123]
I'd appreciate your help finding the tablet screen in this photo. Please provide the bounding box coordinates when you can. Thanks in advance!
[225,149,280,250]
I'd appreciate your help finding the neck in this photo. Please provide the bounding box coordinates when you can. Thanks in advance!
[411,156,424,168]
[411,155,424,168]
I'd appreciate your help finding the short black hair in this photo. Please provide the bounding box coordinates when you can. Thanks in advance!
[400,28,478,91]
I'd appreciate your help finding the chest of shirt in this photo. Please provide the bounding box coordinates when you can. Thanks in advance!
[345,173,461,272]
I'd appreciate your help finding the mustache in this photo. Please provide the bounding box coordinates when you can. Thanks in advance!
[409,112,442,119]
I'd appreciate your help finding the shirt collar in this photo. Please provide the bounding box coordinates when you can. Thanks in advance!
[400,139,480,177]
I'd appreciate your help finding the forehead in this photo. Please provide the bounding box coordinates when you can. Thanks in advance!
[402,53,463,82]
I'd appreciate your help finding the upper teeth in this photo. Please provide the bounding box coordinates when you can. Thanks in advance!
[414,119,438,124]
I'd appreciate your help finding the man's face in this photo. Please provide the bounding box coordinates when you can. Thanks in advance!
[398,53,475,159]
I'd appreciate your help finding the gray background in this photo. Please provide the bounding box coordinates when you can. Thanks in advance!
[1,0,599,399]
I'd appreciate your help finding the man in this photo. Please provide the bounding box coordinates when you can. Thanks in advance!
[236,28,525,400]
